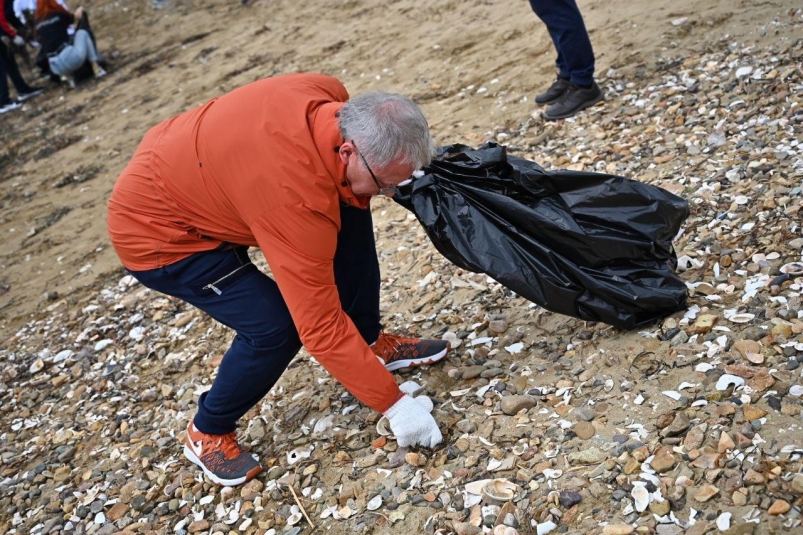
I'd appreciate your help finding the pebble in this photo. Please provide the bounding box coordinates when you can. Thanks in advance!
[500,395,537,415]
[573,422,595,440]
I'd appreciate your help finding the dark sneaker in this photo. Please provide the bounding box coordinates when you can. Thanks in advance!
[17,87,43,102]
[183,422,263,486]
[544,82,604,120]
[372,332,451,372]
[535,76,570,105]
[0,101,21,114]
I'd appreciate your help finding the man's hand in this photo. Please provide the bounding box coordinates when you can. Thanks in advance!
[383,395,443,448]
[12,35,25,47]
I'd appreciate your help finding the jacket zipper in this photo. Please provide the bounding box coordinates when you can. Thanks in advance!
[202,264,250,295]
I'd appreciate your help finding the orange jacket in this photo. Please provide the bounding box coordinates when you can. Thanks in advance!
[108,73,401,412]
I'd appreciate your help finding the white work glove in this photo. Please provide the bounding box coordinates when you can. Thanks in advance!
[383,394,443,448]
[12,35,25,47]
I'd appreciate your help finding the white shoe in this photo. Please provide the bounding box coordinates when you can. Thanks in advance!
[0,101,21,114]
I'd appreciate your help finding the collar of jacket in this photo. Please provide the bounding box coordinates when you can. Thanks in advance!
[312,102,371,210]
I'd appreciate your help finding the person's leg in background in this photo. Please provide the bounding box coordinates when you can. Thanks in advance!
[0,40,39,110]
[529,0,603,120]
[0,45,19,112]
[69,29,105,77]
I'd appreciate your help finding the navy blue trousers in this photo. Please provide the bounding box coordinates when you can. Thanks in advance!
[128,204,381,434]
[529,0,595,86]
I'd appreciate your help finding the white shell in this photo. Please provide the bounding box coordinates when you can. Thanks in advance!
[632,485,650,512]
[780,263,803,275]
[376,416,392,436]
[287,447,311,465]
[367,495,383,511]
[727,313,755,323]
[716,511,732,531]
[715,374,745,391]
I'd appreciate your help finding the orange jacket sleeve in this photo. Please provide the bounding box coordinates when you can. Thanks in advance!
[251,204,401,413]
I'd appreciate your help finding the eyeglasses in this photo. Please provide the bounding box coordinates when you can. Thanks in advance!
[352,140,412,196]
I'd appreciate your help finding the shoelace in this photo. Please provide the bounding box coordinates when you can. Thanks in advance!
[212,432,242,459]
[554,83,581,105]
[377,333,418,359]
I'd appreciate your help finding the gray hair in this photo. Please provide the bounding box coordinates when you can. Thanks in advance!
[339,91,434,171]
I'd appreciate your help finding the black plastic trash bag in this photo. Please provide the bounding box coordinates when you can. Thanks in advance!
[393,143,689,330]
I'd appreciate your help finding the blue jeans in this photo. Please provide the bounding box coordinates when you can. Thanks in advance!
[529,0,595,86]
[128,204,381,434]
[48,30,101,76]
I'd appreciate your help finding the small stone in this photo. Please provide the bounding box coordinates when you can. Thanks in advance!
[768,499,791,515]
[189,520,211,533]
[500,395,536,416]
[574,422,595,440]
[567,448,606,464]
[573,406,595,422]
[693,484,719,502]
[742,405,767,420]
[602,525,634,535]
[649,499,671,516]
[662,412,691,437]
[559,490,581,508]
[650,449,676,473]
[744,469,764,485]
[692,314,718,334]
[106,502,129,521]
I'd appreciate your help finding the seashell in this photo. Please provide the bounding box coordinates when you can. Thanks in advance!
[286,512,302,526]
[481,479,518,505]
[464,478,493,495]
[632,485,650,512]
[367,495,382,511]
[29,358,45,374]
[376,416,392,436]
[536,521,557,535]
[746,352,764,364]
[287,447,311,465]
[716,374,745,391]
[780,262,803,275]
[716,512,731,531]
[542,468,562,479]
[789,385,803,397]
[727,313,755,323]
[512,443,528,456]
[504,342,524,354]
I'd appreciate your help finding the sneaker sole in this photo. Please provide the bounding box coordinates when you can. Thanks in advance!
[182,444,262,486]
[383,345,450,372]
[544,93,604,121]
[17,90,43,102]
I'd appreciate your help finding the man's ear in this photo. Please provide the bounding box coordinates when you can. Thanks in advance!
[337,141,354,166]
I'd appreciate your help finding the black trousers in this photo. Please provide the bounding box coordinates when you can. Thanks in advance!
[0,41,33,104]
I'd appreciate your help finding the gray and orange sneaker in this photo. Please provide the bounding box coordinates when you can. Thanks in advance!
[371,332,451,372]
[183,421,262,486]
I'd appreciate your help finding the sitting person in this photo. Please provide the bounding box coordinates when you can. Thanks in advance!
[34,0,104,86]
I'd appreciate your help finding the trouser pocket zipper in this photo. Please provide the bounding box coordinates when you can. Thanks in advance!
[202,264,250,295]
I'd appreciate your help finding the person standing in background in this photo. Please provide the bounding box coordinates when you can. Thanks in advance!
[529,0,603,120]
[0,0,42,113]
